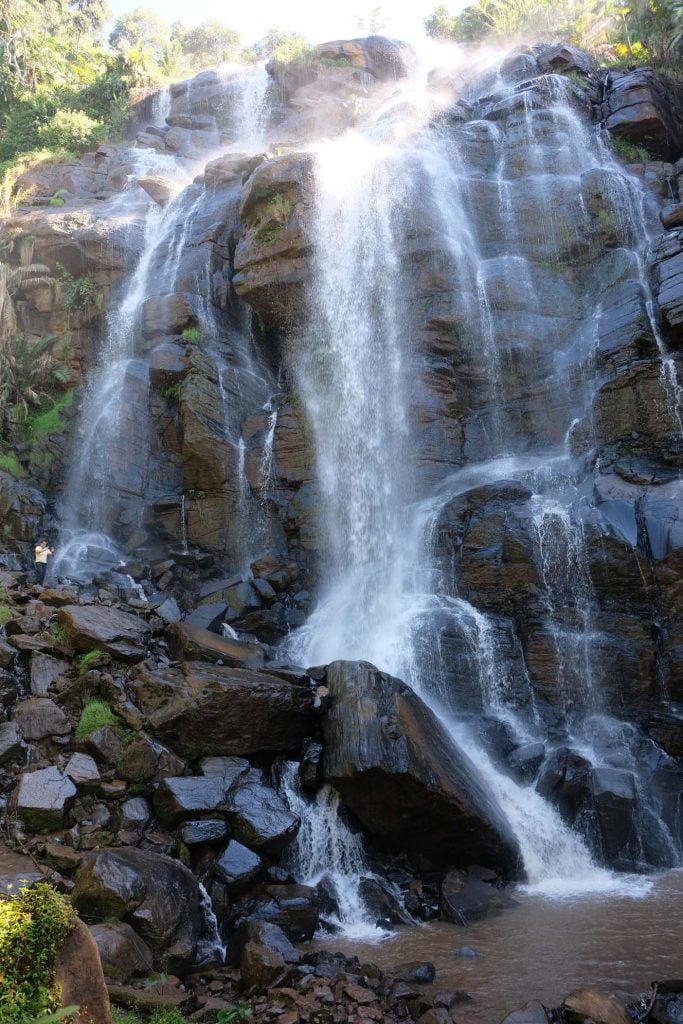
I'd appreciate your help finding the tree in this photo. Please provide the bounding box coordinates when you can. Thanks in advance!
[356,6,387,33]
[175,20,241,67]
[108,7,169,58]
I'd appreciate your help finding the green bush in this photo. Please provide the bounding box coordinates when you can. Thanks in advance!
[75,699,118,739]
[0,453,22,477]
[22,392,74,442]
[181,327,202,343]
[0,883,76,1023]
[0,604,12,626]
[77,649,105,675]
[36,109,104,151]
[611,135,650,162]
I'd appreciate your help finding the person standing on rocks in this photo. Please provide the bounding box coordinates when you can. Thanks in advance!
[34,539,54,586]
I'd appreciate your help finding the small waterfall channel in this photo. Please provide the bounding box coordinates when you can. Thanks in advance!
[281,50,680,929]
[55,67,273,580]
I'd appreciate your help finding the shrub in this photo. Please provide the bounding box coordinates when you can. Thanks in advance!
[181,326,202,343]
[0,604,12,626]
[0,882,76,1023]
[75,699,117,739]
[23,391,74,442]
[610,135,650,162]
[0,453,22,477]
[36,110,104,151]
[77,649,106,675]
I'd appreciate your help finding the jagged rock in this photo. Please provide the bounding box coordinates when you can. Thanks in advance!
[564,985,633,1024]
[214,840,262,891]
[394,962,436,984]
[649,228,683,344]
[180,819,228,845]
[12,697,70,740]
[72,848,205,973]
[358,877,413,927]
[315,36,415,80]
[229,883,319,941]
[90,921,154,982]
[43,841,82,872]
[0,721,23,764]
[119,797,151,831]
[117,732,185,783]
[500,1002,550,1024]
[226,919,300,967]
[590,768,637,862]
[508,742,545,783]
[0,471,45,546]
[602,68,683,159]
[14,766,77,831]
[143,293,194,339]
[81,725,123,765]
[30,652,68,695]
[153,775,233,826]
[240,941,286,988]
[137,175,174,206]
[169,621,265,668]
[225,769,300,853]
[55,918,112,1024]
[57,604,150,660]
[440,867,517,925]
[65,752,101,789]
[147,661,312,759]
[321,661,521,874]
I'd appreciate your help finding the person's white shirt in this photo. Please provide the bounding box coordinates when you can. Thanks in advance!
[35,546,49,564]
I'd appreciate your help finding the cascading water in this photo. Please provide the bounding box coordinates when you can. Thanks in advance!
[279,763,389,939]
[281,48,681,917]
[56,65,276,580]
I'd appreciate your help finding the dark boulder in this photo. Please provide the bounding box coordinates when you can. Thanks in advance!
[358,877,413,927]
[214,840,262,892]
[225,769,300,853]
[152,774,232,826]
[321,661,521,875]
[590,768,638,863]
[57,604,150,661]
[440,866,517,925]
[148,661,312,759]
[89,921,154,982]
[602,68,683,160]
[72,847,206,973]
[229,883,319,942]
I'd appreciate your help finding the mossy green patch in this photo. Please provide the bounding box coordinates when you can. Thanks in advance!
[75,699,117,739]
[0,882,76,1023]
[0,604,12,626]
[23,391,74,441]
[0,453,22,477]
[77,648,106,675]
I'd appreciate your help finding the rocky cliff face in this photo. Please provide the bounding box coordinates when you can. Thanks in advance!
[0,36,682,994]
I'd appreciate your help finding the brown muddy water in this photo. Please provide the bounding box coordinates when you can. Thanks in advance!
[306,871,683,1023]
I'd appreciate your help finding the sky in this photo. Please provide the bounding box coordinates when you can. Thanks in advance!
[107,0,465,46]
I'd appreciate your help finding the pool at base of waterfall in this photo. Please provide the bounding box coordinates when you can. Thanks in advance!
[304,869,683,1023]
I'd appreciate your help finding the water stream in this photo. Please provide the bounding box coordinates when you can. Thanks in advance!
[280,53,681,926]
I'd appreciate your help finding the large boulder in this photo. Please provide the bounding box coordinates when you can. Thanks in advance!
[315,36,416,81]
[321,661,521,875]
[55,918,112,1024]
[12,697,70,741]
[649,228,683,345]
[602,68,683,159]
[89,921,154,982]
[225,769,300,853]
[147,661,312,759]
[14,766,77,831]
[57,604,150,660]
[72,848,206,973]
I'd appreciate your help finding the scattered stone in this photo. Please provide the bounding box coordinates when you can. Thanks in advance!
[58,604,150,661]
[30,652,68,695]
[81,726,124,765]
[12,697,71,740]
[90,921,154,982]
[214,840,262,891]
[14,766,77,831]
[0,721,23,764]
[65,752,101,789]
[180,819,228,845]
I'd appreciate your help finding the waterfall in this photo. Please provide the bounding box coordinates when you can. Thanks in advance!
[279,763,389,939]
[281,53,679,909]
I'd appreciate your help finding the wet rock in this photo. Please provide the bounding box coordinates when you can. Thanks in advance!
[299,738,324,790]
[230,883,319,942]
[240,941,287,988]
[500,1001,550,1024]
[226,919,300,967]
[358,877,413,927]
[322,661,521,874]
[169,621,265,668]
[0,721,23,764]
[142,293,194,339]
[14,766,77,831]
[148,661,312,759]
[153,775,233,826]
[590,768,637,862]
[12,697,71,740]
[215,840,262,891]
[65,752,101,789]
[536,748,592,823]
[183,602,228,631]
[416,1009,449,1024]
[30,652,68,695]
[180,818,228,846]
[43,841,82,872]
[564,985,633,1024]
[119,797,151,832]
[58,604,150,661]
[89,921,154,982]
[72,847,205,973]
[226,770,300,853]
[508,742,545,783]
[315,36,415,80]
[55,918,112,1024]
[649,228,683,343]
[536,44,594,76]
[137,175,174,206]
[117,732,185,783]
[81,725,123,766]
[394,962,436,985]
[602,69,683,160]
[440,867,516,925]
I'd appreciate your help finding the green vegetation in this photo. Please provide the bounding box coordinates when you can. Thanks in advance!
[47,622,66,647]
[181,326,202,343]
[0,882,76,1024]
[0,452,22,476]
[424,0,683,68]
[162,380,183,401]
[111,1009,188,1024]
[74,698,117,739]
[77,648,105,674]
[56,269,100,312]
[611,136,651,162]
[217,1004,252,1024]
[0,603,12,625]
[23,390,74,441]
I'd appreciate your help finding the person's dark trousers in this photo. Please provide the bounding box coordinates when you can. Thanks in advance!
[35,562,46,586]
